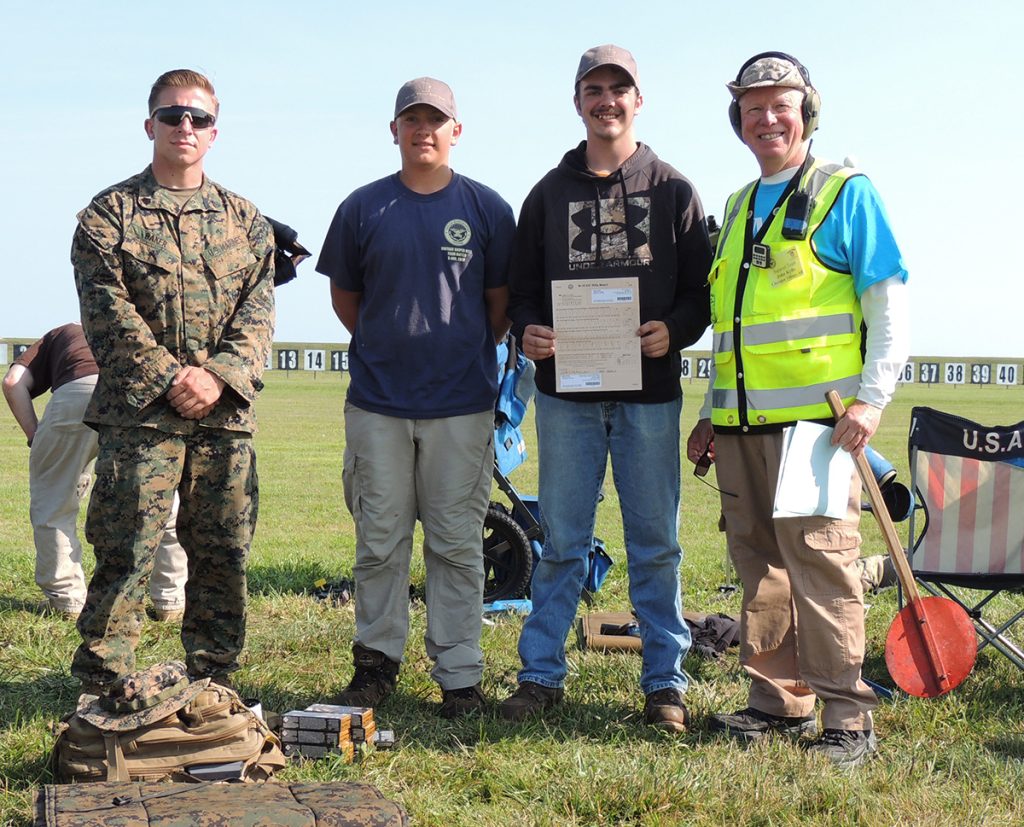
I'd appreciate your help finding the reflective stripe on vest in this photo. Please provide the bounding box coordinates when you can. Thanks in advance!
[715,181,755,258]
[709,160,864,429]
[712,373,862,416]
[717,313,856,351]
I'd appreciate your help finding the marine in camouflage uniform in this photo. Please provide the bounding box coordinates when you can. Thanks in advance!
[70,70,275,690]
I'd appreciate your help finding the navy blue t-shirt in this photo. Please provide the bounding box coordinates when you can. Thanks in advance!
[317,173,515,419]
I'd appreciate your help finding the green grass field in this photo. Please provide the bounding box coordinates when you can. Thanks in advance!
[2,373,1023,826]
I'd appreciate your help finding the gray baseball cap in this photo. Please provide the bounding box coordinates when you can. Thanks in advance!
[727,56,807,99]
[394,77,457,120]
[575,44,639,88]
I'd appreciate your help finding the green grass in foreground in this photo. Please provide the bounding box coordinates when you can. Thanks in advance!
[2,374,1024,825]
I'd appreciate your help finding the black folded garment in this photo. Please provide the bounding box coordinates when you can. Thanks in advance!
[686,613,741,660]
[267,216,312,287]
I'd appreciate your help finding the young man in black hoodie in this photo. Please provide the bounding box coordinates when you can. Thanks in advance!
[500,45,712,731]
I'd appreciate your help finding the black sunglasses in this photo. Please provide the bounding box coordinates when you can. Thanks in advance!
[693,445,738,498]
[150,105,216,130]
[694,446,713,478]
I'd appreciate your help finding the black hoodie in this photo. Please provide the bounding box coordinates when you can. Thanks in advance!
[508,141,712,402]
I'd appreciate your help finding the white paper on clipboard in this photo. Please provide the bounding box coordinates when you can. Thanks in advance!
[552,277,641,392]
[773,421,855,519]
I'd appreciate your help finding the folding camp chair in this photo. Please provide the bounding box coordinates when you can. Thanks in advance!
[906,406,1024,670]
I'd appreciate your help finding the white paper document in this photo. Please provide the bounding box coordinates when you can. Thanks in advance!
[773,421,855,519]
[551,277,641,393]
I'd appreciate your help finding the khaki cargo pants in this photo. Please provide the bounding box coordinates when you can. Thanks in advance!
[715,431,877,731]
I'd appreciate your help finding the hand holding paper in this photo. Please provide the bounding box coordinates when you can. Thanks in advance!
[773,421,856,519]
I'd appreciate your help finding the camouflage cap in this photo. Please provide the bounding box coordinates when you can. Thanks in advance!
[575,44,639,89]
[394,77,457,120]
[727,56,808,99]
[78,661,210,732]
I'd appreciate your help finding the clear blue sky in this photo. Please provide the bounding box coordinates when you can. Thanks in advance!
[2,0,1020,357]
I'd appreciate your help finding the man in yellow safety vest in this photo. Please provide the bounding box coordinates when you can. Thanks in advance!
[687,52,910,769]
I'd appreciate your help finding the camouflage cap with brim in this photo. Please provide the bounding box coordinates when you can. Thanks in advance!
[727,56,807,99]
[78,661,211,732]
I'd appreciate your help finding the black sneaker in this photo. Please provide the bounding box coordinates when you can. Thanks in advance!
[709,706,818,743]
[335,644,400,707]
[498,681,564,721]
[438,684,487,719]
[805,728,878,769]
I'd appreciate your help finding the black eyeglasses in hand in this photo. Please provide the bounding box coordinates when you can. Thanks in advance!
[692,445,738,498]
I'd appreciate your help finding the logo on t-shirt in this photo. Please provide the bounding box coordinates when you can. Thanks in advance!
[442,218,473,264]
[567,197,652,270]
[444,219,472,246]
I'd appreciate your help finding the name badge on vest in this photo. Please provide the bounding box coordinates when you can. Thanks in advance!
[751,243,772,269]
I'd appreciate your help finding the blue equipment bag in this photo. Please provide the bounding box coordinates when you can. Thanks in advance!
[494,339,535,476]
[585,541,613,594]
[486,336,612,602]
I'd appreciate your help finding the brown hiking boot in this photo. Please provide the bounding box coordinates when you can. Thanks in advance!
[438,684,487,719]
[39,600,81,620]
[208,673,234,689]
[335,644,399,707]
[77,680,110,707]
[186,671,234,689]
[643,688,689,733]
[152,606,185,622]
[498,681,564,721]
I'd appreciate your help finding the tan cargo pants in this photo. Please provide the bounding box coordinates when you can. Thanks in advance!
[30,376,186,613]
[715,431,877,731]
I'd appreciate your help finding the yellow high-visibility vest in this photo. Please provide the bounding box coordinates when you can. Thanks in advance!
[709,160,863,430]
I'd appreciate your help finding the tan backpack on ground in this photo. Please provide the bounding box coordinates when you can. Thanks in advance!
[53,661,285,783]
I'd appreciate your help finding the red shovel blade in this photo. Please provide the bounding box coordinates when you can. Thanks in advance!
[885,595,977,698]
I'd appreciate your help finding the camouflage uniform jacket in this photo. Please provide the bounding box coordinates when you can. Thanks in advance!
[72,166,275,435]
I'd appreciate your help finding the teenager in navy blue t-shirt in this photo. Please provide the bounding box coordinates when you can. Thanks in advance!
[317,77,515,718]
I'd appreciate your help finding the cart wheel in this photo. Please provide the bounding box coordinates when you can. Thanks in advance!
[482,503,533,602]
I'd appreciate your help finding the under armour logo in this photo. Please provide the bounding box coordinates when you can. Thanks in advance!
[568,197,652,265]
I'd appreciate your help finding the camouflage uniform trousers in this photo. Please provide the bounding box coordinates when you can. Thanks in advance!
[71,425,258,687]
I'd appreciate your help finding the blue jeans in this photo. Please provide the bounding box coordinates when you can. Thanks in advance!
[517,393,690,695]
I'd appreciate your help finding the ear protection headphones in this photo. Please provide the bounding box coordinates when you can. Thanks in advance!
[728,51,820,141]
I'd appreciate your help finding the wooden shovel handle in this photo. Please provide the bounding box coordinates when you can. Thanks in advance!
[826,391,951,691]
[825,391,921,600]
